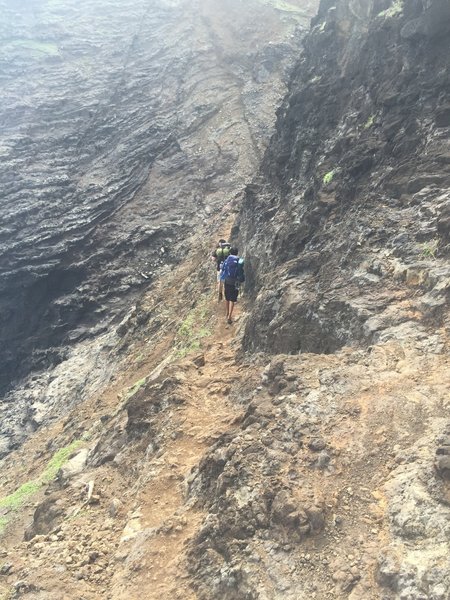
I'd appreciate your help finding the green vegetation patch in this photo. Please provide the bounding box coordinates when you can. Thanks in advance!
[323,170,335,185]
[41,440,83,483]
[378,0,403,18]
[0,481,42,515]
[0,440,82,536]
[125,377,147,400]
[364,114,375,129]
[175,298,212,359]
[420,239,439,259]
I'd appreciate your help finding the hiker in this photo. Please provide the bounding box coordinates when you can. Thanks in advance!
[212,239,231,300]
[220,247,245,324]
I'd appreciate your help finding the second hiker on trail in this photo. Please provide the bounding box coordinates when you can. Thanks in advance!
[220,246,245,325]
[212,239,231,301]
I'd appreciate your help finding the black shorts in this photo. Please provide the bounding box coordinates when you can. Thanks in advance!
[224,282,239,302]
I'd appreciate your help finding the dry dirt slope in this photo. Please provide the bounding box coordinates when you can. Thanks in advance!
[0,226,449,600]
[0,225,254,597]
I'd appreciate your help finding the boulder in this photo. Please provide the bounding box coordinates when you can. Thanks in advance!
[57,448,89,483]
[24,496,65,541]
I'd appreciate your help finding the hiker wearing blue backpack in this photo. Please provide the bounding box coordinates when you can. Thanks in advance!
[220,247,245,324]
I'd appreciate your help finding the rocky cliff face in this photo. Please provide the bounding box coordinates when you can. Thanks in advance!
[0,0,314,454]
[239,0,450,357]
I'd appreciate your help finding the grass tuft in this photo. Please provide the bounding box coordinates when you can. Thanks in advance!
[0,481,42,514]
[323,170,335,185]
[420,239,439,259]
[125,377,147,400]
[378,0,403,18]
[41,441,83,483]
[364,114,375,129]
[0,440,83,536]
[175,298,211,359]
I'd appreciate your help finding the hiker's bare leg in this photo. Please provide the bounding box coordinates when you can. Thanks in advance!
[225,300,230,319]
[228,301,235,320]
[217,274,224,302]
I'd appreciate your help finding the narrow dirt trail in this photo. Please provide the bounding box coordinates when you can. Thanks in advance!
[0,232,250,600]
[110,302,245,600]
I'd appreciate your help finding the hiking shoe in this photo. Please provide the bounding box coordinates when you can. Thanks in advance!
[227,318,232,325]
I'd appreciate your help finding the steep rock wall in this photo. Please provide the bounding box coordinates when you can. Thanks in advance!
[238,0,450,355]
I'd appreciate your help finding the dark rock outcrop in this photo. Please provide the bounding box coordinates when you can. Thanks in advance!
[238,0,450,356]
[187,390,327,600]
[24,494,65,541]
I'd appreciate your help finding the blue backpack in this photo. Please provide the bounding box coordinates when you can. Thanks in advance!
[223,256,238,281]
[223,256,245,283]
